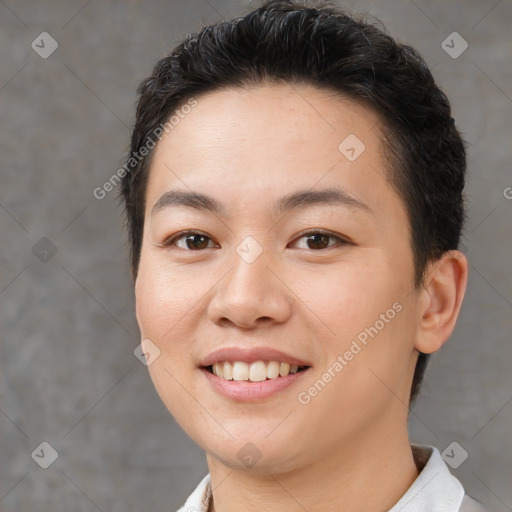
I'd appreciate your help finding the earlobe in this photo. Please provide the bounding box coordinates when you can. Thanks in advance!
[414,250,469,354]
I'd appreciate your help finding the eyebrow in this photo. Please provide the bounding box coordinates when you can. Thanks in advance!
[151,187,371,217]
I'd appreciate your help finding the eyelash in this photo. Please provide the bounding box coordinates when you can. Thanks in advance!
[160,229,350,251]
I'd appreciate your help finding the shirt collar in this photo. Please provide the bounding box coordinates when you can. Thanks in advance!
[389,445,465,512]
[179,473,212,512]
[178,445,465,512]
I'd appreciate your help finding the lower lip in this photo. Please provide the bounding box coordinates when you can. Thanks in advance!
[200,367,310,402]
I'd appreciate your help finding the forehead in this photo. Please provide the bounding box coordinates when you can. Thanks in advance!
[152,83,383,159]
[145,83,396,217]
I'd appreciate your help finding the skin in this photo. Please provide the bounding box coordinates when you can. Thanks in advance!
[134,83,468,512]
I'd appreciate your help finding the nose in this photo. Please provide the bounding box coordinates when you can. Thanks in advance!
[207,246,293,330]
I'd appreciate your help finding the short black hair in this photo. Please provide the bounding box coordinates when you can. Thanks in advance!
[119,0,467,403]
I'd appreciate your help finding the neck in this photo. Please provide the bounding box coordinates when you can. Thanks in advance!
[206,425,419,512]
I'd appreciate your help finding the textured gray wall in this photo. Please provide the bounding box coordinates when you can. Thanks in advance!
[1,1,510,510]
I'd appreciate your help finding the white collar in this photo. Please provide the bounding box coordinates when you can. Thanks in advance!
[177,445,473,512]
[389,445,465,511]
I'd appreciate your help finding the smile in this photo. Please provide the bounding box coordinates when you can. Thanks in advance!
[207,361,310,382]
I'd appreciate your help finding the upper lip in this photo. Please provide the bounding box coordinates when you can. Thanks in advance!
[199,347,311,367]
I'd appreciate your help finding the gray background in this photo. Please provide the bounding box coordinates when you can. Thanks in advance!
[0,0,510,510]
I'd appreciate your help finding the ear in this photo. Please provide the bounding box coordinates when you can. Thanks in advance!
[414,250,468,354]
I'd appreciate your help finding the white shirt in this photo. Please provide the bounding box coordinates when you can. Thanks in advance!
[176,445,488,512]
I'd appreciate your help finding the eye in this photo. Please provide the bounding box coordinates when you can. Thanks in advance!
[289,230,349,250]
[162,231,219,250]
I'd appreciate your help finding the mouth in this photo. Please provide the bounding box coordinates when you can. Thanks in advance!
[198,347,312,400]
[203,361,311,382]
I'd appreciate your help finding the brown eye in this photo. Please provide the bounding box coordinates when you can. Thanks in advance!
[305,233,331,249]
[184,234,210,250]
[290,231,348,250]
[164,231,218,250]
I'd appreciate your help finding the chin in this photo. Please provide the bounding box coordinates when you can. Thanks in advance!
[197,426,312,475]
[207,444,305,475]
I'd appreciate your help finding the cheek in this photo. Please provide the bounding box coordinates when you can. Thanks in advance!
[291,259,393,336]
[293,258,416,379]
[134,264,206,429]
[135,259,201,342]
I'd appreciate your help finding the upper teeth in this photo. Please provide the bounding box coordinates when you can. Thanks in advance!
[211,361,302,381]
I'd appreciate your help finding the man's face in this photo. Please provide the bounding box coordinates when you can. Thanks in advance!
[135,84,422,473]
